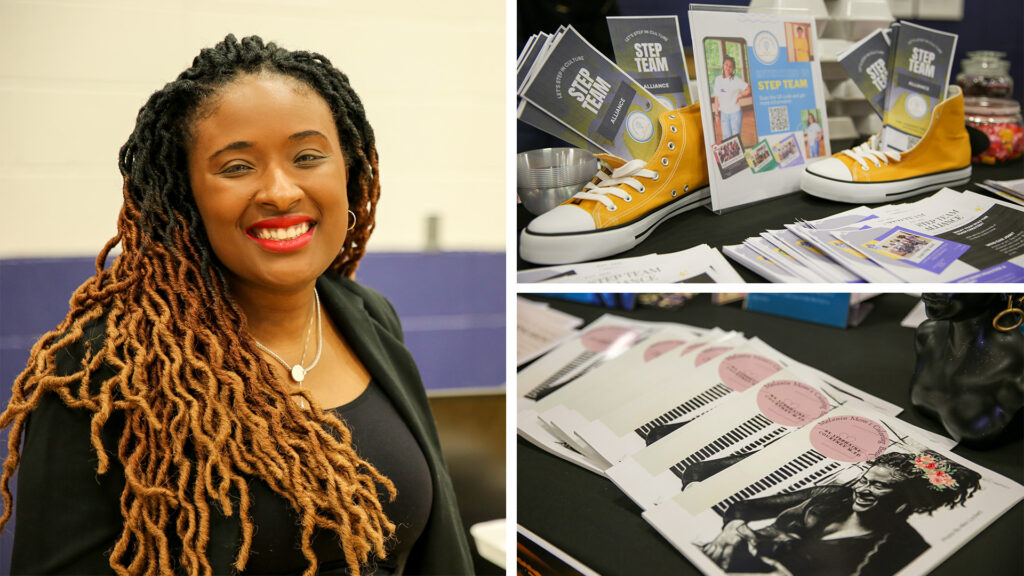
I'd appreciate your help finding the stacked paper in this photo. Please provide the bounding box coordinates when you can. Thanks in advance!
[517,244,745,284]
[518,311,1024,576]
[724,188,1024,283]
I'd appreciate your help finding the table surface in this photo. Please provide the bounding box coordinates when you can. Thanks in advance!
[517,294,1023,576]
[516,158,1024,281]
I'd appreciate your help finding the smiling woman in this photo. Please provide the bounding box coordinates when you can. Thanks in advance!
[0,35,472,576]
[701,450,981,576]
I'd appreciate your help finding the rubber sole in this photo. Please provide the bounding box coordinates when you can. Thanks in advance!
[801,165,972,204]
[519,187,711,265]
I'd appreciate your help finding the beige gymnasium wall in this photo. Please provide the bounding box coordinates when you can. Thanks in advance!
[0,0,504,258]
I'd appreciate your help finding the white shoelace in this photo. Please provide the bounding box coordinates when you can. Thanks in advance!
[841,134,901,170]
[573,159,657,211]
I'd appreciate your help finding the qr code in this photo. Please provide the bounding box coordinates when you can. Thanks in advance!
[769,106,789,132]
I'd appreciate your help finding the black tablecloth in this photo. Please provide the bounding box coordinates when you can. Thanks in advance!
[516,158,1024,281]
[517,294,1023,576]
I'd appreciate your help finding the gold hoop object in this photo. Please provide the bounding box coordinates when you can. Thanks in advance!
[347,209,357,231]
[993,295,1024,332]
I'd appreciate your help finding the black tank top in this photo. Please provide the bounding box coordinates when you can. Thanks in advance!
[241,380,433,575]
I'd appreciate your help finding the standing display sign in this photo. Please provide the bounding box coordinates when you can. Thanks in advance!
[689,5,829,212]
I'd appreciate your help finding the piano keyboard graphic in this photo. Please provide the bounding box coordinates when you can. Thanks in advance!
[731,425,789,456]
[635,383,733,441]
[670,413,778,478]
[711,449,841,515]
[523,350,597,400]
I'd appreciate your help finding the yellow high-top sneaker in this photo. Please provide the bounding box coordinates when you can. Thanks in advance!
[519,103,711,265]
[801,86,972,204]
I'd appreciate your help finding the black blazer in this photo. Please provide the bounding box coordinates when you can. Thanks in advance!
[10,273,474,575]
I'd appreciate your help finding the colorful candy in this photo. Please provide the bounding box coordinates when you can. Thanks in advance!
[964,97,1024,164]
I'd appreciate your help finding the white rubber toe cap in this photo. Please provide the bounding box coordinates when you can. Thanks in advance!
[526,204,596,234]
[806,158,854,181]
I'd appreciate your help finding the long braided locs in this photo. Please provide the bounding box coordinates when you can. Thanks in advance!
[0,35,392,576]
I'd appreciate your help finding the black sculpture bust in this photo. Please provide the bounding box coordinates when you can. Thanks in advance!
[910,293,1024,445]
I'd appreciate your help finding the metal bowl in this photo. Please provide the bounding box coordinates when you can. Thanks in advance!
[517,147,599,189]
[518,181,592,216]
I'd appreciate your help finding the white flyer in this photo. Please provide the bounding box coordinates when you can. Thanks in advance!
[541,331,746,456]
[833,189,1024,283]
[643,407,1023,576]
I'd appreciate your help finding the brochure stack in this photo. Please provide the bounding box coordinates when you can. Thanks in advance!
[518,312,1024,576]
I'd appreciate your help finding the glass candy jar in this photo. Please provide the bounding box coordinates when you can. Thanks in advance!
[956,51,1014,98]
[964,97,1024,164]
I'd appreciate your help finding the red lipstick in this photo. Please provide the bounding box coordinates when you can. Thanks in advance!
[248,214,314,229]
[245,215,316,253]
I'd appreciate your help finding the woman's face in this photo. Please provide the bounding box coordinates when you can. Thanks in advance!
[187,73,349,294]
[723,58,734,78]
[851,465,900,513]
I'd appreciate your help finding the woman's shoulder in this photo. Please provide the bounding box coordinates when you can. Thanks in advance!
[317,272,403,337]
[51,310,113,374]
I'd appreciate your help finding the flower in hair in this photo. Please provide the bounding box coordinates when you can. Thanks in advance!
[913,453,958,490]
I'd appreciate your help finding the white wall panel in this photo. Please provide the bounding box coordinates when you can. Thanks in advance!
[0,0,505,257]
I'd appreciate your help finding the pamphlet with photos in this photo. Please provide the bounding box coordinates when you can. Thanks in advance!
[643,406,1024,576]
[519,25,669,161]
[723,188,1024,283]
[607,15,694,109]
[689,6,829,211]
[881,22,957,152]
[831,189,1024,282]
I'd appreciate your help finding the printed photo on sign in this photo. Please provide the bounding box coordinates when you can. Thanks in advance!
[874,230,939,261]
[802,109,825,158]
[744,139,777,173]
[784,22,814,62]
[862,226,971,274]
[713,134,748,180]
[641,405,1023,576]
[771,133,804,167]
[706,37,756,148]
[689,7,829,211]
[697,447,982,576]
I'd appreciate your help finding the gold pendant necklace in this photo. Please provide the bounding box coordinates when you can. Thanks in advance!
[251,289,323,407]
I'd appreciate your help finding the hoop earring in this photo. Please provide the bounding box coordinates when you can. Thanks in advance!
[347,210,357,231]
[993,295,1024,332]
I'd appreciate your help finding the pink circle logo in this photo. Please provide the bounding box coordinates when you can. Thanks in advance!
[580,326,638,352]
[695,346,733,367]
[810,415,889,463]
[717,354,783,392]
[756,380,831,426]
[644,340,686,362]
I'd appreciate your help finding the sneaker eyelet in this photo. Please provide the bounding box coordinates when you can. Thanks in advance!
[661,158,669,166]
[638,186,645,193]
[671,190,678,197]
[670,126,678,133]
[684,184,689,192]
[624,195,632,202]
[669,115,676,120]
[667,142,676,151]
[652,173,659,181]
[607,205,617,212]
